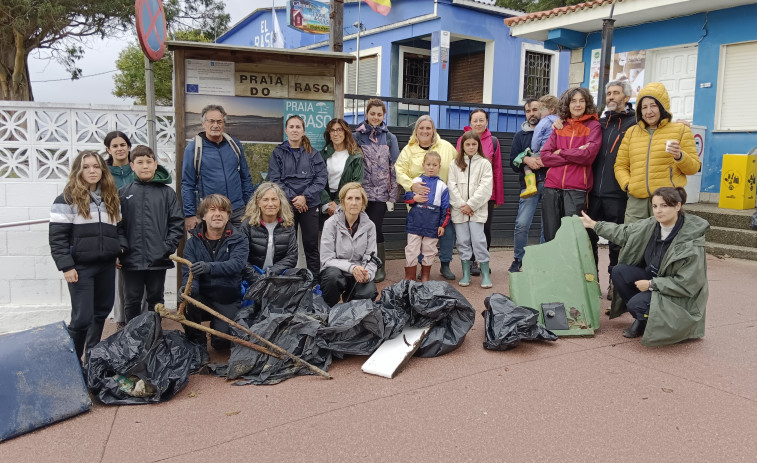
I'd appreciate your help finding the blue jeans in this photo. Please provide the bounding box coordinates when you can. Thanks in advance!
[513,181,544,260]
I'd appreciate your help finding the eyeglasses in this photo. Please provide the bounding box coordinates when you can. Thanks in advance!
[205,119,225,126]
[329,127,344,133]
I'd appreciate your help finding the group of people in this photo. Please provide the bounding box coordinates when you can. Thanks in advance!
[50,83,709,363]
[510,81,708,345]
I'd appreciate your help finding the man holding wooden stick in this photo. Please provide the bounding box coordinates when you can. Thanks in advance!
[180,194,248,364]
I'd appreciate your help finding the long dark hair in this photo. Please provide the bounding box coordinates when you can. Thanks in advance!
[103,131,131,166]
[455,131,487,172]
[557,87,598,121]
[285,115,313,154]
[323,118,361,156]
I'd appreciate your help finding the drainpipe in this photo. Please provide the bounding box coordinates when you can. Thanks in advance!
[596,2,616,112]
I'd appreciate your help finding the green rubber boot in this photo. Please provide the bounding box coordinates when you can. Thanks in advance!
[480,261,492,288]
[440,261,456,280]
[373,242,386,283]
[459,260,471,287]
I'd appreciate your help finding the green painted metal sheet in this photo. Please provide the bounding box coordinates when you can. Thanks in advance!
[509,216,601,336]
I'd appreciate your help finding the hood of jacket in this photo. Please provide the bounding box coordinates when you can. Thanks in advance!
[189,220,234,241]
[602,102,636,122]
[133,164,172,185]
[331,208,371,236]
[519,120,534,133]
[462,126,492,141]
[636,82,672,129]
[568,113,599,125]
[322,142,362,159]
[355,120,389,135]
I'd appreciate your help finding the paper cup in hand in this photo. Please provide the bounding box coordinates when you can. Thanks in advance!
[666,140,676,154]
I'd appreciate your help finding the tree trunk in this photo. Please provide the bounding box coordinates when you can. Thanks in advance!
[0,29,33,101]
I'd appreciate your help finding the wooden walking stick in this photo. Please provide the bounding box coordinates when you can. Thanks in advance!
[169,255,332,379]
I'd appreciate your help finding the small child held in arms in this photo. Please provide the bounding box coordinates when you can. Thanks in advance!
[515,94,560,198]
[403,151,450,282]
[118,145,184,323]
[448,132,493,288]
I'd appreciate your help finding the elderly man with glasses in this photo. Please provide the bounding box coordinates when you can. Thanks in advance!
[181,104,255,230]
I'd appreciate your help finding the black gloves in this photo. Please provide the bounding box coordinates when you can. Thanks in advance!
[190,261,211,276]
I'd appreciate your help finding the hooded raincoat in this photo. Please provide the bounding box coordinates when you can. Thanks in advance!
[455,127,504,205]
[595,213,709,346]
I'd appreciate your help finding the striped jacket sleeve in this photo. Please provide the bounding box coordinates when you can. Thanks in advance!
[49,195,76,271]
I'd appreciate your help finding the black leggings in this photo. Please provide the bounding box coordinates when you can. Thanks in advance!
[294,206,321,278]
[365,201,387,244]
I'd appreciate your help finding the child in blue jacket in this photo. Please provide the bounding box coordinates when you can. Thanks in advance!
[403,151,450,282]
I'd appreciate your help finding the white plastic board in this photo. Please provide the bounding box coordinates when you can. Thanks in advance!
[361,325,430,379]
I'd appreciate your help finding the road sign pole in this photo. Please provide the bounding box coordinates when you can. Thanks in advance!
[145,56,156,151]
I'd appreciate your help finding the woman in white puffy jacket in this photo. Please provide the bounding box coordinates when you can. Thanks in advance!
[448,131,493,288]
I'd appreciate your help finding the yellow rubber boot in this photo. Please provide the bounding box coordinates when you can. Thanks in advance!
[520,173,538,198]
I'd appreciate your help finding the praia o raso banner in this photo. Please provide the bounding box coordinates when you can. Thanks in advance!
[284,100,334,151]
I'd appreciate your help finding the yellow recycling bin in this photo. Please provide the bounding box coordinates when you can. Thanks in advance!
[719,153,757,210]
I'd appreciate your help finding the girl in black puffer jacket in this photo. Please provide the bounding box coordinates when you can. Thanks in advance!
[241,182,298,279]
[49,151,121,361]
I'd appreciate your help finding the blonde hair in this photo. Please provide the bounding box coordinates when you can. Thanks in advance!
[338,182,368,211]
[424,151,441,164]
[63,151,120,222]
[242,182,294,227]
[412,115,438,145]
[539,95,560,114]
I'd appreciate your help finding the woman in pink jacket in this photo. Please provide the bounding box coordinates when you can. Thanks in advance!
[456,109,504,275]
[540,88,602,242]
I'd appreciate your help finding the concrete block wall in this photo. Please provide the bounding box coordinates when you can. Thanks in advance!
[0,181,177,334]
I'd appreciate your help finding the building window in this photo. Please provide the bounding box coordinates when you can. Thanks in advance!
[716,41,757,131]
[523,51,552,100]
[402,53,430,100]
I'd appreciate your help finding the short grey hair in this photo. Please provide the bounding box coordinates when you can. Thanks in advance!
[201,104,227,121]
[606,80,633,98]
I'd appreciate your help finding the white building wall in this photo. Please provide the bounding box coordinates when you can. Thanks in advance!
[0,102,177,334]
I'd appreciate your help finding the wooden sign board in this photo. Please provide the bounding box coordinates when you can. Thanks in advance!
[289,75,334,100]
[235,72,289,98]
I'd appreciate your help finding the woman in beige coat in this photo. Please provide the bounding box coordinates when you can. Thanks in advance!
[447,131,493,288]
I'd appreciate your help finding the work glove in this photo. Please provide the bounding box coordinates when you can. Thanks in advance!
[177,287,185,303]
[190,261,211,276]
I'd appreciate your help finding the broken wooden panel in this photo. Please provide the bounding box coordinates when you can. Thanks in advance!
[509,216,601,336]
[0,322,92,442]
[361,325,430,378]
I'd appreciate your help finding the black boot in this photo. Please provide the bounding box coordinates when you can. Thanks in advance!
[622,319,647,338]
[68,327,87,361]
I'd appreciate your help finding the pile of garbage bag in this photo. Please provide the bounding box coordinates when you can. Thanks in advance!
[482,294,558,351]
[86,311,201,404]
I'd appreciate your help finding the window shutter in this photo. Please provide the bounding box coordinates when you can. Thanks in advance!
[718,41,757,130]
[346,55,378,95]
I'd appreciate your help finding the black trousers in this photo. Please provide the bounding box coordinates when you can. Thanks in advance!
[183,294,241,350]
[587,195,627,277]
[123,269,167,322]
[365,201,387,243]
[611,263,653,320]
[320,266,378,307]
[294,206,321,278]
[542,188,587,242]
[67,260,115,360]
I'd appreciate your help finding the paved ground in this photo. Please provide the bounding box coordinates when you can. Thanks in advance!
[2,248,756,462]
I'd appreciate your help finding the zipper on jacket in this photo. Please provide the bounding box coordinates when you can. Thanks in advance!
[97,203,104,256]
[467,157,472,222]
[645,132,654,197]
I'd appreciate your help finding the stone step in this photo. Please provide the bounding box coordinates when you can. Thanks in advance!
[706,242,757,261]
[687,203,755,230]
[706,226,757,248]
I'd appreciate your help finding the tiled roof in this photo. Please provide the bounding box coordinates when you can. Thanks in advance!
[504,0,624,26]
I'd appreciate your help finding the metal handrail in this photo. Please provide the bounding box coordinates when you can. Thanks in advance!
[0,218,50,229]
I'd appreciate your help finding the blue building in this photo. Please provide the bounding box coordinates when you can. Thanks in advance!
[506,0,757,202]
[218,0,571,130]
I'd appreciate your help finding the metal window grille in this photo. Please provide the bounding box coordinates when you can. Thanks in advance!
[523,51,552,100]
[402,54,430,99]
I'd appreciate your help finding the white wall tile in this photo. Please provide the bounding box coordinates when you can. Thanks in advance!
[6,231,50,256]
[0,256,37,279]
[10,279,61,305]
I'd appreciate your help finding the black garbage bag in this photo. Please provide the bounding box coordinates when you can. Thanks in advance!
[323,280,475,358]
[319,299,389,358]
[482,294,558,351]
[210,270,331,385]
[86,312,201,404]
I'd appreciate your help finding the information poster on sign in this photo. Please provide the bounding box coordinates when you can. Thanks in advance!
[283,99,334,151]
[185,59,235,96]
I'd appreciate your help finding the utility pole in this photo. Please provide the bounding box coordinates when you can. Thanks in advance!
[596,2,616,112]
[330,0,344,52]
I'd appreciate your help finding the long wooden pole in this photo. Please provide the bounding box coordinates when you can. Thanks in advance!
[169,255,332,379]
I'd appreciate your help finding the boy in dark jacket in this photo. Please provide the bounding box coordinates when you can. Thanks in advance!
[118,145,184,322]
[181,194,248,360]
[403,151,450,282]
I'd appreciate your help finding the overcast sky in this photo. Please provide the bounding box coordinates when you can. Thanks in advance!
[29,0,286,104]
